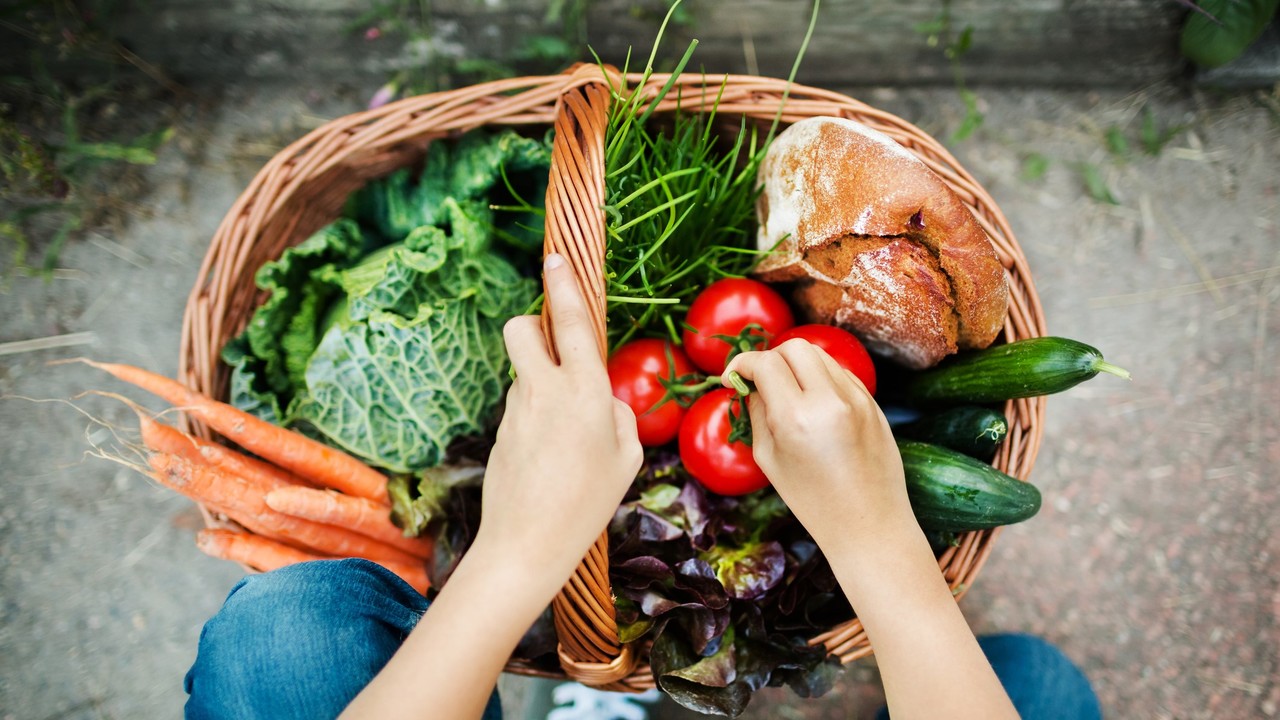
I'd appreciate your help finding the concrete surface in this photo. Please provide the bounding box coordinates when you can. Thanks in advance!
[1,0,1187,88]
[2,81,1277,719]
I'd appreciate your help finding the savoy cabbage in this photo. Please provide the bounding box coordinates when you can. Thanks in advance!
[223,130,545,473]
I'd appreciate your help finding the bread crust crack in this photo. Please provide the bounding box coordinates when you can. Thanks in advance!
[751,116,1008,369]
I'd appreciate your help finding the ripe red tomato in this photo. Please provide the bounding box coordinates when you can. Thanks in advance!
[608,339,696,447]
[678,388,769,496]
[769,324,877,396]
[682,278,795,373]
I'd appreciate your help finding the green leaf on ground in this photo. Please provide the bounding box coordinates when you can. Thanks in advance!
[1105,126,1130,158]
[1140,108,1186,156]
[1021,153,1050,182]
[1080,163,1119,205]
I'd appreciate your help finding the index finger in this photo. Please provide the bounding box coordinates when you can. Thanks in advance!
[503,315,554,379]
[542,253,604,368]
[814,347,868,398]
[723,350,801,407]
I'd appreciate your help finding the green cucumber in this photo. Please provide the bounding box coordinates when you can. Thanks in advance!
[904,336,1129,404]
[923,529,961,555]
[899,440,1041,532]
[898,406,1008,460]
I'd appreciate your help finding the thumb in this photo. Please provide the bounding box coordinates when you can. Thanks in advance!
[744,393,773,457]
[612,398,642,467]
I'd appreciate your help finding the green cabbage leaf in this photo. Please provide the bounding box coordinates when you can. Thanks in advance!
[222,129,544,473]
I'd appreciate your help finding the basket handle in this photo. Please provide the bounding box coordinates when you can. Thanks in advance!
[541,63,614,360]
[539,63,641,688]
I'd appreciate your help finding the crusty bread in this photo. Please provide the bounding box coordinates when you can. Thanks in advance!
[753,116,1009,369]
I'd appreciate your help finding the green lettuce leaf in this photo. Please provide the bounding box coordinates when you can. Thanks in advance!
[291,303,502,473]
[343,200,521,322]
[386,465,485,539]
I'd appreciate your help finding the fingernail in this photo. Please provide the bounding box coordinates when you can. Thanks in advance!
[545,253,566,270]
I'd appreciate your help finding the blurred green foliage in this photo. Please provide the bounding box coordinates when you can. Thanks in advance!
[1181,0,1279,68]
[916,1,983,142]
[0,0,177,283]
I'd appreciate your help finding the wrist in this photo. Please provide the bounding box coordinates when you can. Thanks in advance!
[465,531,579,601]
[818,509,931,576]
[792,490,918,557]
[771,456,917,552]
[822,514,949,602]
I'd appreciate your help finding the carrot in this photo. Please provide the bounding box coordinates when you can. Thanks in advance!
[129,404,314,492]
[148,452,420,568]
[369,558,431,595]
[196,529,326,571]
[82,360,389,504]
[147,450,277,515]
[196,529,429,593]
[265,486,433,559]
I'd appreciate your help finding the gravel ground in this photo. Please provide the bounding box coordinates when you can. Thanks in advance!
[1,82,1276,720]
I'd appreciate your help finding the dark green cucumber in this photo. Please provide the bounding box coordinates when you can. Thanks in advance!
[904,336,1129,404]
[897,406,1008,460]
[899,440,1041,532]
[923,530,961,555]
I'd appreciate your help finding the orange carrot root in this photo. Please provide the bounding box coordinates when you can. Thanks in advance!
[82,360,389,504]
[373,558,431,594]
[149,453,421,568]
[195,529,428,592]
[133,408,314,492]
[265,486,433,559]
[196,529,326,571]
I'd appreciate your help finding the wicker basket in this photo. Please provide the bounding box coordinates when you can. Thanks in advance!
[178,64,1047,691]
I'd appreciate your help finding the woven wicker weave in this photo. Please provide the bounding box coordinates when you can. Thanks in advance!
[179,65,1047,691]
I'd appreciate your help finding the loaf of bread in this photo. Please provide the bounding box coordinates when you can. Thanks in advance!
[753,116,1009,369]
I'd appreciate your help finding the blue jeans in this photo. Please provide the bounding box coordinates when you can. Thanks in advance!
[183,559,502,720]
[185,559,1098,720]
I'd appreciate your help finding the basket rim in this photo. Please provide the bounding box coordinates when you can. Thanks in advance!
[178,66,1048,690]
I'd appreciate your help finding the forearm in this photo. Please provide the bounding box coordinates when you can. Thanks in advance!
[823,520,1017,720]
[340,542,560,720]
[339,255,641,719]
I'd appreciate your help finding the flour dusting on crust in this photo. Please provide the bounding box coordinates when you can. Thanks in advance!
[752,115,1008,369]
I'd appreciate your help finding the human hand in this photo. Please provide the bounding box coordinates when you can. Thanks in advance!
[473,254,643,594]
[725,340,1019,720]
[722,339,914,553]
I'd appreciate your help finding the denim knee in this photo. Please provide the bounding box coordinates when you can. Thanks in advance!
[978,633,1101,720]
[184,559,427,720]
